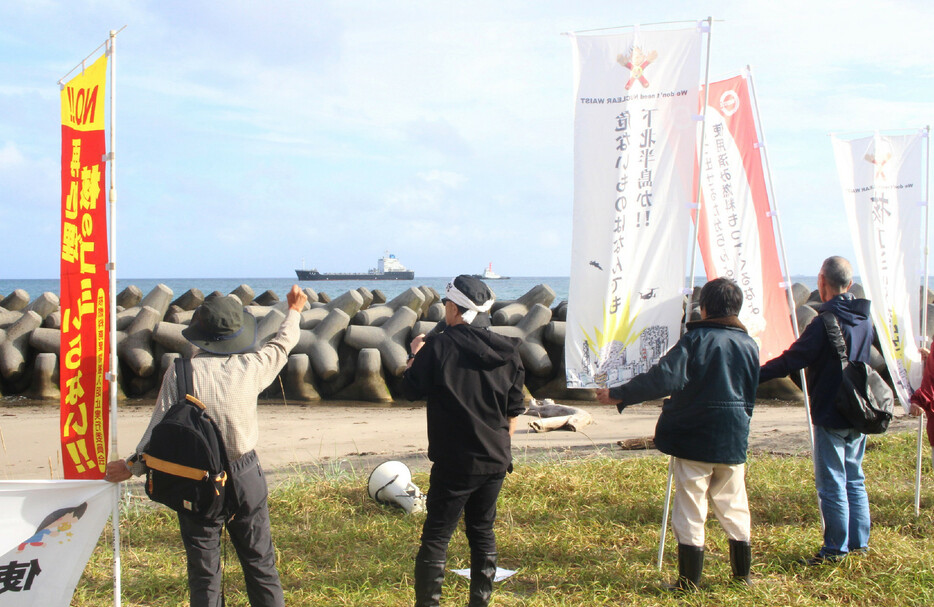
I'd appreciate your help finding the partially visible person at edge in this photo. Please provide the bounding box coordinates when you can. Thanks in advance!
[402,275,526,607]
[909,347,934,468]
[105,285,308,607]
[759,256,873,564]
[597,277,759,591]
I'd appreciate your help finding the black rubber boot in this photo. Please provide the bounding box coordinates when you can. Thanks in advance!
[467,552,497,607]
[669,544,704,592]
[729,539,753,585]
[414,558,445,607]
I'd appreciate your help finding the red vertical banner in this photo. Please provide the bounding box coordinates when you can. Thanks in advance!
[60,54,109,479]
[695,75,794,363]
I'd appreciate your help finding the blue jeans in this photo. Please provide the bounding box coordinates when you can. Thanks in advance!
[813,425,870,556]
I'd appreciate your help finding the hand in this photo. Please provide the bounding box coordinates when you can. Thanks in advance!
[287,285,308,312]
[105,459,132,483]
[921,348,930,364]
[910,404,926,417]
[596,388,620,406]
[410,334,426,356]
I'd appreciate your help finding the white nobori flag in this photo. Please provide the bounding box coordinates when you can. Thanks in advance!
[0,480,115,606]
[831,132,925,409]
[566,26,703,388]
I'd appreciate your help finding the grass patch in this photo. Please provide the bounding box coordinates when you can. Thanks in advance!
[77,431,934,605]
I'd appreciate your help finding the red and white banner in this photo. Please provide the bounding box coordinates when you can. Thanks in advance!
[695,74,794,362]
[59,54,110,479]
[0,480,115,605]
[566,26,702,388]
[832,132,925,408]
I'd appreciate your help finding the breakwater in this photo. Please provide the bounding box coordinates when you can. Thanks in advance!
[0,281,914,404]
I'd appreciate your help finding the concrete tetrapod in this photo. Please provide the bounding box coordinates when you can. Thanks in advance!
[27,352,60,400]
[152,321,199,359]
[300,290,364,330]
[493,284,557,326]
[42,309,62,329]
[0,310,42,383]
[302,287,319,304]
[26,292,60,321]
[170,288,204,311]
[0,308,21,327]
[117,305,162,378]
[116,285,142,309]
[334,348,392,402]
[352,287,425,328]
[356,287,374,310]
[165,307,195,325]
[253,290,280,307]
[138,284,174,320]
[230,284,255,305]
[29,327,60,354]
[490,303,553,377]
[344,306,418,377]
[0,289,30,312]
[283,354,321,402]
[295,308,352,381]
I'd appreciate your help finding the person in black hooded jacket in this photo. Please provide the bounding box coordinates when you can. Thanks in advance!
[597,277,759,590]
[759,256,874,565]
[402,275,526,607]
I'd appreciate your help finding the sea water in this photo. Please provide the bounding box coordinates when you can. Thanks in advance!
[0,275,824,304]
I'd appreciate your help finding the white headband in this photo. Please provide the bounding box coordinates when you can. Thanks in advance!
[445,279,494,324]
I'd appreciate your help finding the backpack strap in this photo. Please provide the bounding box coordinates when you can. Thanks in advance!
[819,312,849,364]
[175,357,194,400]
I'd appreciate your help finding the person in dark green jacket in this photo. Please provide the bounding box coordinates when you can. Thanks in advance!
[598,277,760,590]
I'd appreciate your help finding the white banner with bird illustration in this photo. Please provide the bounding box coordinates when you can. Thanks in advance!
[566,26,702,388]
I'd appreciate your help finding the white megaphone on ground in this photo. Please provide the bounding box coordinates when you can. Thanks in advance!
[367,461,426,514]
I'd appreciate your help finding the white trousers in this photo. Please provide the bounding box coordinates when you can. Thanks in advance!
[671,457,751,547]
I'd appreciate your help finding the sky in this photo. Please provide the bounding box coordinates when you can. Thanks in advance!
[1,0,932,280]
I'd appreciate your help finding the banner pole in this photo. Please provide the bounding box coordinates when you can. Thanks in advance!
[746,65,823,526]
[658,16,714,571]
[916,125,931,517]
[685,16,713,303]
[106,28,122,607]
[657,459,674,571]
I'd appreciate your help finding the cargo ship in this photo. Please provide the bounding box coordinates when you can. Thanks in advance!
[295,253,415,281]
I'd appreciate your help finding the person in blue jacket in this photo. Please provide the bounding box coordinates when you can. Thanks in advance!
[598,277,759,590]
[759,256,874,564]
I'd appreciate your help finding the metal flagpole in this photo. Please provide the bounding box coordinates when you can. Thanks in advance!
[916,125,931,517]
[746,65,823,526]
[657,16,714,572]
[106,28,122,607]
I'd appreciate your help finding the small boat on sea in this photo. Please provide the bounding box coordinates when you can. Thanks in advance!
[295,252,415,281]
[473,263,508,280]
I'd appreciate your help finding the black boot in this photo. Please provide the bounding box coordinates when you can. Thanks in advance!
[729,539,752,585]
[669,544,704,591]
[414,558,445,607]
[467,552,497,607]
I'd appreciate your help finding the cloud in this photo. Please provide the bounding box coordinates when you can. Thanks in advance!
[0,142,25,167]
[417,170,467,188]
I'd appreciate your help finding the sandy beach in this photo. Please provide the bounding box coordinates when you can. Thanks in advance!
[2,398,918,482]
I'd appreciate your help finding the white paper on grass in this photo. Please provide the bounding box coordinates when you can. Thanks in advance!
[451,567,518,582]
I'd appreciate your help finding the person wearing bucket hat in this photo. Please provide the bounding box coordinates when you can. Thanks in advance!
[106,285,308,607]
[402,275,527,607]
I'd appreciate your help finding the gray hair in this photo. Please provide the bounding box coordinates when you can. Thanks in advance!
[820,256,853,289]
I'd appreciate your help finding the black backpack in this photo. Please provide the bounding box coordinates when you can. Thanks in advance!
[820,312,895,434]
[143,358,230,519]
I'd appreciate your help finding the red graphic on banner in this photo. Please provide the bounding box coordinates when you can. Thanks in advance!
[617,46,658,90]
[60,55,109,479]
